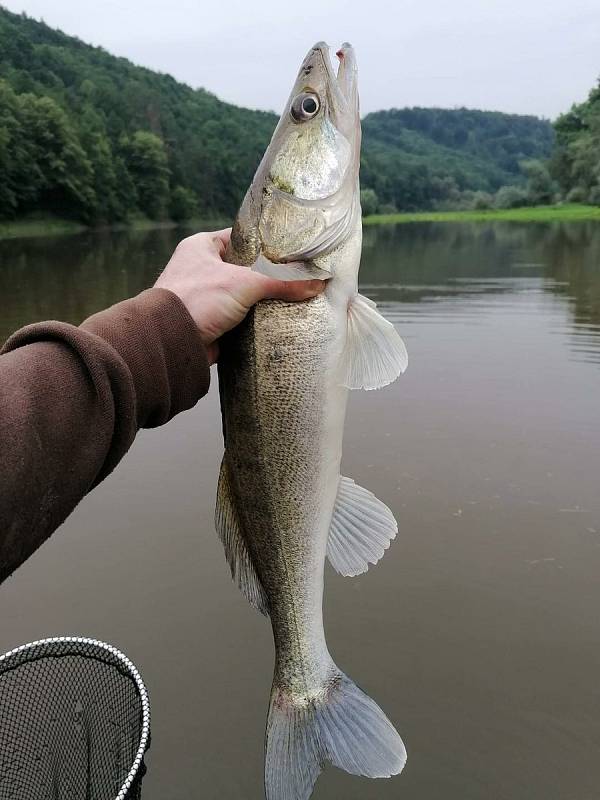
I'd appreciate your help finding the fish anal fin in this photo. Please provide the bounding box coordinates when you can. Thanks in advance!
[215,459,269,616]
[342,293,408,390]
[327,476,398,577]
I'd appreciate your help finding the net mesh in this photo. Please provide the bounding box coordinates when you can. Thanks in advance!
[0,637,150,800]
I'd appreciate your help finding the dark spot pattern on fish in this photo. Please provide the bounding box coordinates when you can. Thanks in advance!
[219,293,338,693]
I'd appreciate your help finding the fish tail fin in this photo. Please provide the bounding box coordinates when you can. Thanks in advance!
[265,668,406,800]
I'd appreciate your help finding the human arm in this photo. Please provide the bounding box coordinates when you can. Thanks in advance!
[0,228,324,583]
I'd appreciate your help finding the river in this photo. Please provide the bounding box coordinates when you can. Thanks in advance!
[1,221,599,799]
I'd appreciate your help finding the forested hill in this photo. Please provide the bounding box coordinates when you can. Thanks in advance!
[0,6,554,222]
[361,108,554,211]
[0,6,277,222]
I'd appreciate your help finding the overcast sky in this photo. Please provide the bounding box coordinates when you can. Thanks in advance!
[4,0,600,119]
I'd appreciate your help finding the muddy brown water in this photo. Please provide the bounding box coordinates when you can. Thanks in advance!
[1,221,599,799]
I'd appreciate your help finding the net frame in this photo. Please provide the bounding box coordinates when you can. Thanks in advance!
[0,635,151,800]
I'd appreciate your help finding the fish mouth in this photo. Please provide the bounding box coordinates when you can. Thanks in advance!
[301,41,358,110]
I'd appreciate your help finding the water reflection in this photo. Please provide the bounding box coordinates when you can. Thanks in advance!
[361,221,600,365]
[4,220,597,363]
[0,227,182,341]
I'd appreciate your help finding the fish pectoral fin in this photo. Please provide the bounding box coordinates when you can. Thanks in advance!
[327,476,398,577]
[342,293,408,390]
[252,253,331,282]
[215,459,269,616]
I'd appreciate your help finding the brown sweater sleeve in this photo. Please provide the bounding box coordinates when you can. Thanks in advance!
[0,287,210,583]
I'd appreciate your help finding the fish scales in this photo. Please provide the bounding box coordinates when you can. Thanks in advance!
[220,294,342,694]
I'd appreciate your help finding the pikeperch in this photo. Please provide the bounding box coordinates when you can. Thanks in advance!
[216,42,408,800]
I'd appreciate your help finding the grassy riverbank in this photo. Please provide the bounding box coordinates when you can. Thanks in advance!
[2,204,599,241]
[0,218,88,240]
[363,204,600,225]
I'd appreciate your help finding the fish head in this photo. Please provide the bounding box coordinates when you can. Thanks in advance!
[231,42,361,275]
[266,41,360,202]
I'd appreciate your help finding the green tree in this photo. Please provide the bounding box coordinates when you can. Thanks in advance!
[121,131,170,219]
[0,79,35,216]
[79,105,125,221]
[521,159,555,205]
[494,185,528,209]
[551,80,600,204]
[360,188,379,216]
[113,156,138,218]
[170,185,199,221]
[23,94,96,219]
[470,191,493,210]
[0,79,95,219]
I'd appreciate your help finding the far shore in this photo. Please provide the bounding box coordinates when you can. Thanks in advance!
[0,216,228,242]
[1,204,600,242]
[363,204,600,225]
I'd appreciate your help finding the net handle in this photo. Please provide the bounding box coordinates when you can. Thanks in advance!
[0,635,151,800]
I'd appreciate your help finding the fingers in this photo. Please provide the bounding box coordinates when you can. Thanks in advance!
[211,227,232,258]
[252,274,327,303]
[175,229,232,260]
[269,279,327,302]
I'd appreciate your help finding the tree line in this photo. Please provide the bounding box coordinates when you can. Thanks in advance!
[359,83,600,214]
[360,106,554,213]
[0,7,595,224]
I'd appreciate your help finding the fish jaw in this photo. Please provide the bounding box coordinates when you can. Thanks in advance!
[291,42,359,145]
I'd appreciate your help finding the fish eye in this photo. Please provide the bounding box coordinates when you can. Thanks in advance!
[291,92,320,122]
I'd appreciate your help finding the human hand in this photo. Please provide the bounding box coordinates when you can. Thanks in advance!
[154,228,326,364]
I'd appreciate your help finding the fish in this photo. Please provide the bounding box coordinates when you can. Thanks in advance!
[216,41,408,800]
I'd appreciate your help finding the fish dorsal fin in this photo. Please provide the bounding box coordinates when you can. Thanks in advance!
[327,476,398,577]
[215,459,269,616]
[342,293,408,390]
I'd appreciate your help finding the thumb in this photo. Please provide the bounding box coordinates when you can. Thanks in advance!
[248,273,327,304]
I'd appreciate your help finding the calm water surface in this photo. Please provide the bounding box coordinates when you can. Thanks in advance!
[1,222,600,799]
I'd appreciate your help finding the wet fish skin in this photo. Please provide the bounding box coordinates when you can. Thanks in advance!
[216,41,408,800]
